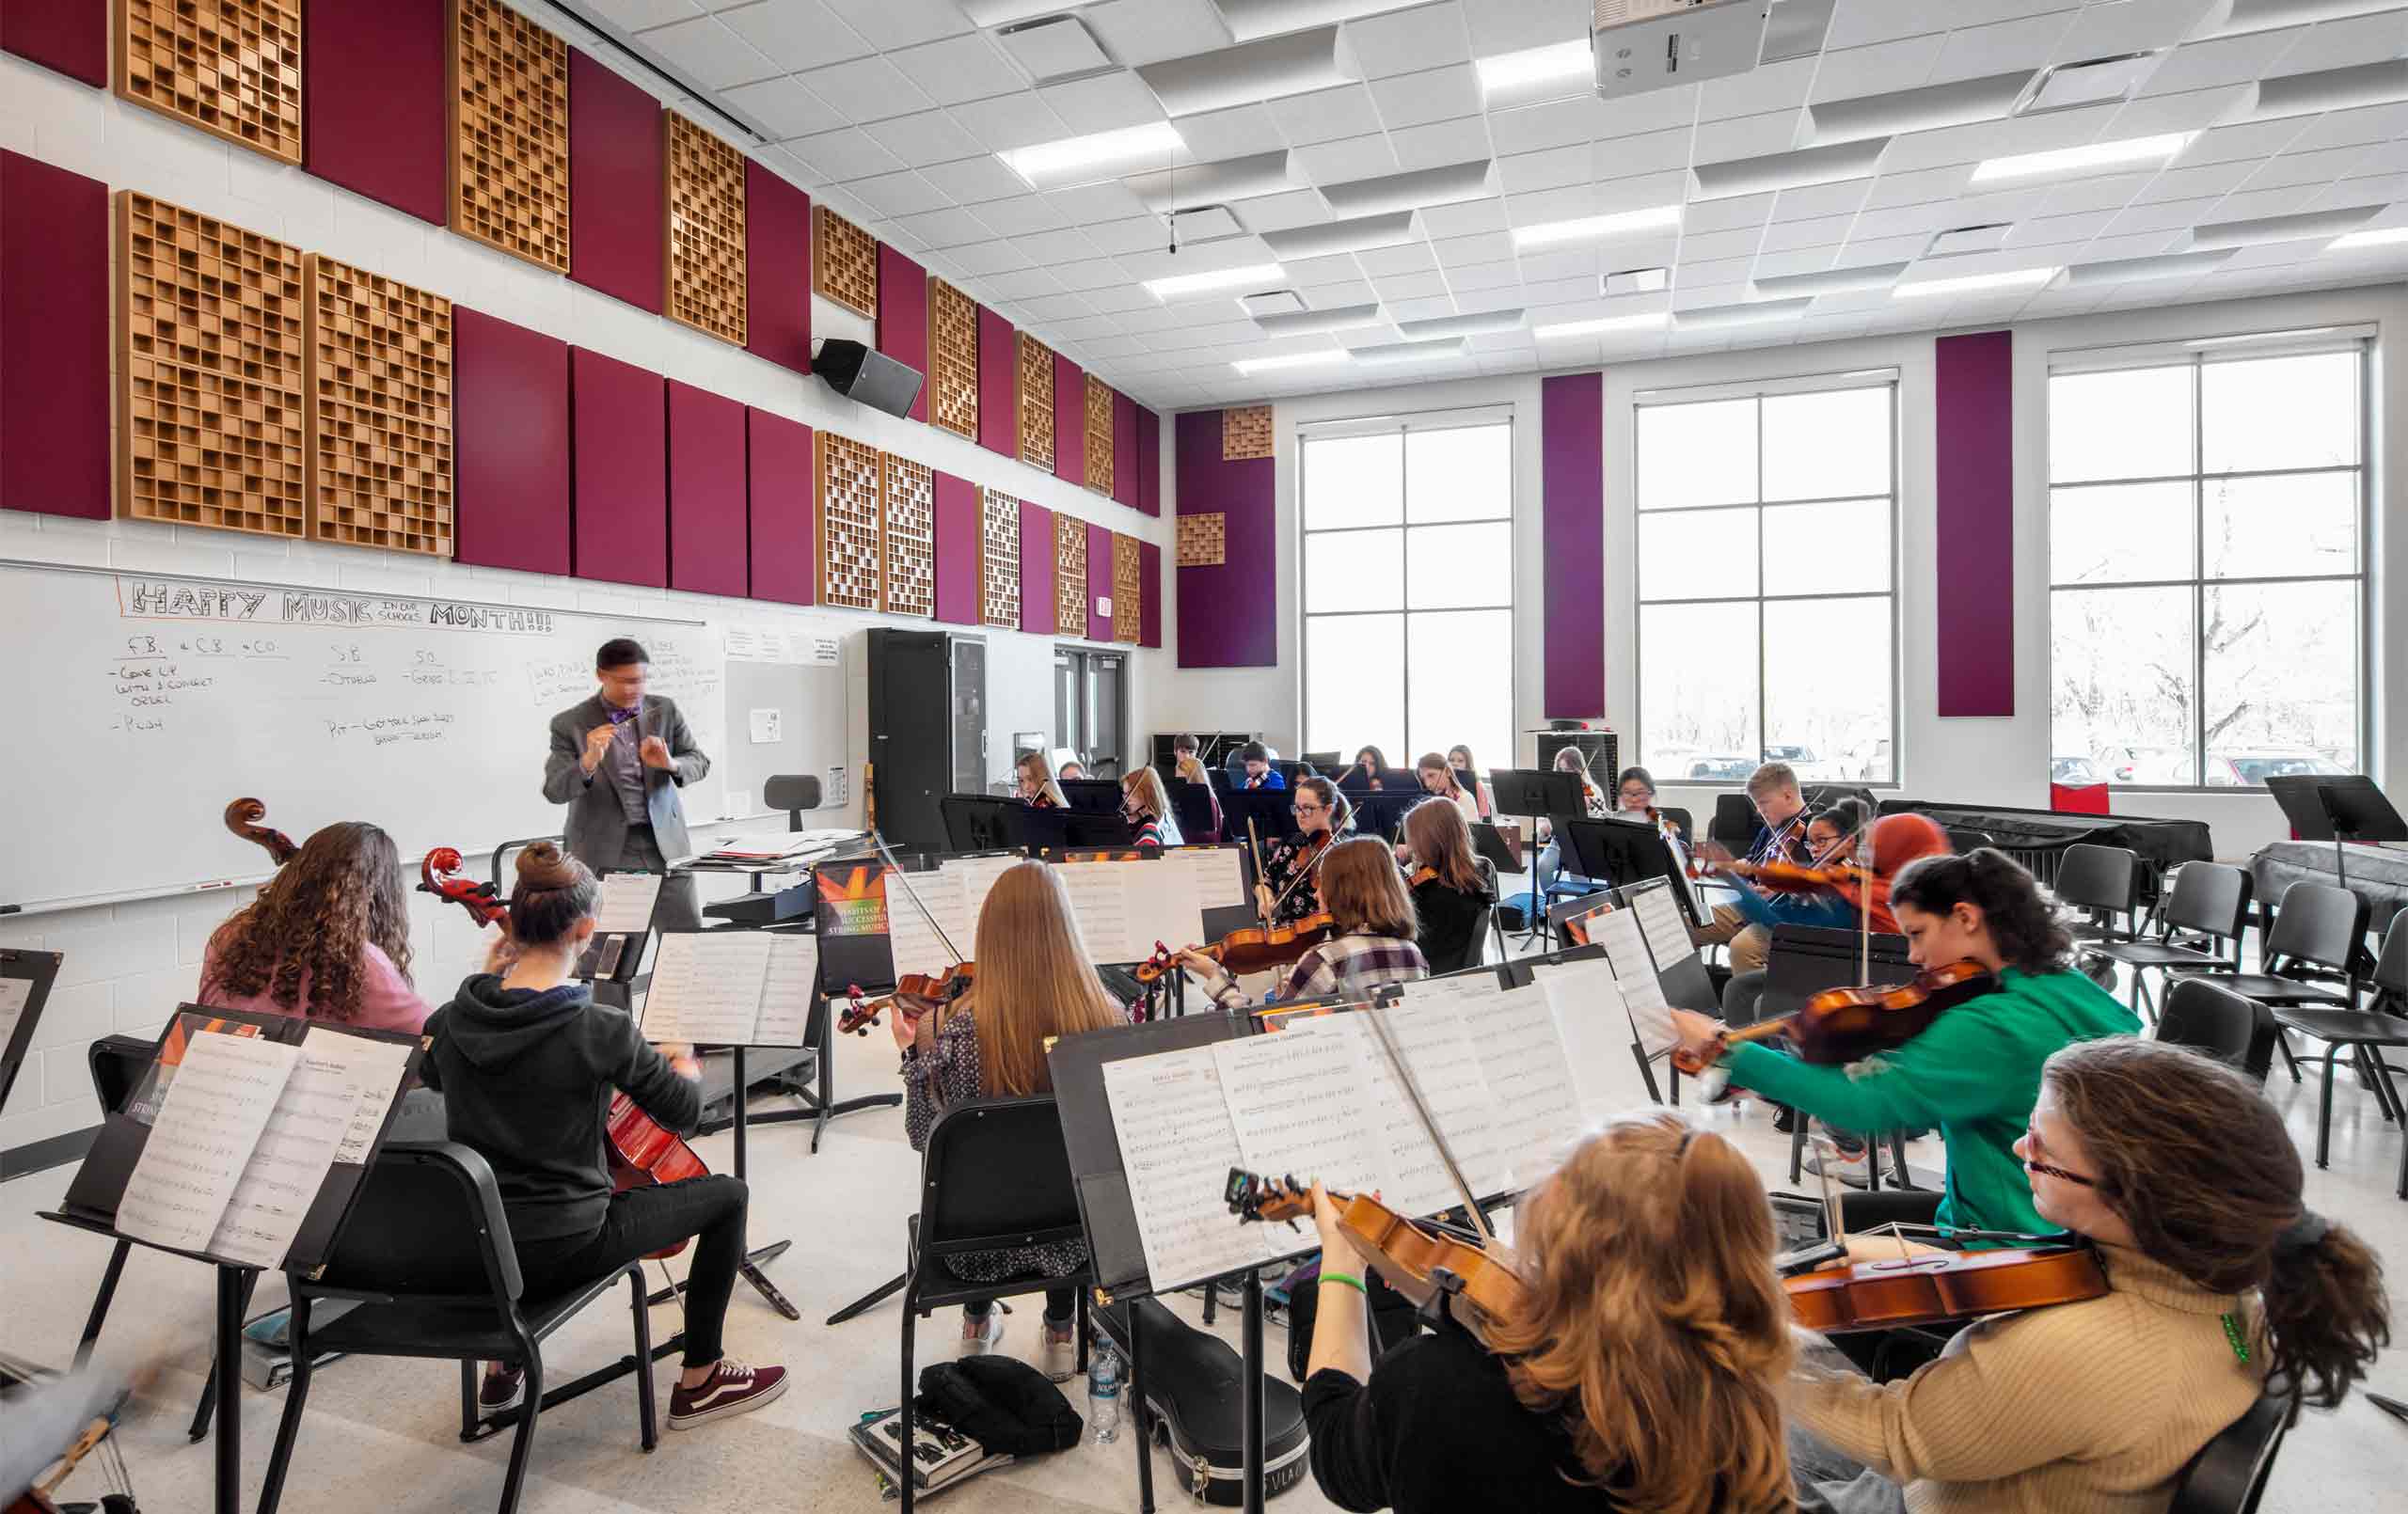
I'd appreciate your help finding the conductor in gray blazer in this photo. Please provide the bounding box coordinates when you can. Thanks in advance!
[544,638,708,929]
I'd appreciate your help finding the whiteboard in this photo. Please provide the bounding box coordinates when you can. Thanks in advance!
[3,563,731,911]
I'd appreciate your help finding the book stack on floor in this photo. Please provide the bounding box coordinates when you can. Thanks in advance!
[848,1406,1014,1501]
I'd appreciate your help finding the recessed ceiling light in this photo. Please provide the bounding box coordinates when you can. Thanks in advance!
[2190,204,2384,249]
[1533,312,1669,339]
[1260,212,1420,260]
[1254,303,1386,336]
[1751,262,1907,299]
[2328,226,2408,251]
[1394,309,1526,340]
[999,121,1184,191]
[1603,266,1670,295]
[1892,266,2061,299]
[1146,261,1284,301]
[2018,53,2160,115]
[1673,298,1815,330]
[1970,132,2193,184]
[1233,350,1350,375]
[1474,39,1592,104]
[1513,204,1684,249]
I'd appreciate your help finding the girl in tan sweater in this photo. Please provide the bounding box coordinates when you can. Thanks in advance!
[1786,1036,2388,1514]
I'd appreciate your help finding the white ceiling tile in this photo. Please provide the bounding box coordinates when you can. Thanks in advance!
[1235,189,1337,231]
[1373,268,1452,300]
[787,126,907,180]
[595,0,704,31]
[1369,65,1484,130]
[2106,83,2253,136]
[2011,208,2117,244]
[1760,213,1855,252]
[1513,247,1594,282]
[1876,102,2119,174]
[1751,246,1840,278]
[1444,259,1522,292]
[1354,240,1438,276]
[2034,169,2159,213]
[1682,191,1776,231]
[1293,134,1403,181]
[1497,146,1592,196]
[635,17,780,88]
[1174,105,1290,160]
[1051,257,1131,291]
[2144,27,2307,95]
[1811,36,1950,103]
[1084,284,1161,312]
[2187,117,2311,164]
[2268,8,2408,74]
[1700,58,1817,119]
[848,169,951,214]
[712,0,871,71]
[863,109,985,166]
[2211,183,2321,219]
[1595,126,1694,182]
[1863,163,1975,207]
[1846,200,1956,240]
[1389,117,1493,169]
[1279,252,1364,285]
[2289,102,2408,152]
[1347,1,1474,78]
[1676,226,1765,262]
[1415,196,1511,236]
[1484,95,1605,155]
[1770,176,1874,220]
[892,206,998,247]
[799,55,937,124]
[1837,231,1936,262]
[981,267,1067,298]
[2242,141,2381,189]
[721,75,846,140]
[1040,71,1168,133]
[2130,157,2259,202]
[973,194,1072,235]
[1385,293,1460,320]
[1080,0,1236,68]
[917,153,1028,204]
[1430,229,1514,264]
[1929,11,2078,85]
[885,34,1022,105]
[947,92,1073,153]
[1046,180,1153,223]
[1596,168,1687,213]
[819,0,970,50]
[2103,194,2225,233]
[1692,110,1807,164]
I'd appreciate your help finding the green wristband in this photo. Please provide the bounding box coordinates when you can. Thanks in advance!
[1319,1270,1366,1294]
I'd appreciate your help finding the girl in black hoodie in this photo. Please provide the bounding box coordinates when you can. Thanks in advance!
[421,843,787,1430]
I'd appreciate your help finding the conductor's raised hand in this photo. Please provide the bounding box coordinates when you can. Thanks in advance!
[639,734,674,771]
[580,722,617,773]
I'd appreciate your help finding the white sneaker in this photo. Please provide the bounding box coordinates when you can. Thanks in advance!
[1040,1323,1077,1383]
[959,1309,1006,1357]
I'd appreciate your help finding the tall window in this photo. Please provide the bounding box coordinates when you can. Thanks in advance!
[1300,417,1513,768]
[2049,345,2364,788]
[1636,379,1898,784]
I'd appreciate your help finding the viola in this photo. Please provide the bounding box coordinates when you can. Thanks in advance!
[1673,958,1997,1075]
[840,961,974,1037]
[1784,1243,2109,1334]
[225,796,300,866]
[418,845,506,926]
[1228,1170,1527,1330]
[1135,908,1339,986]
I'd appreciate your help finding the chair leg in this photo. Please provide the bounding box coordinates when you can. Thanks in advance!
[1889,1131,1914,1190]
[2349,1046,2399,1123]
[1074,1287,1089,1376]
[2314,1045,2342,1170]
[495,1348,545,1514]
[459,1360,481,1441]
[898,1291,917,1514]
[72,1239,132,1370]
[627,1265,658,1452]
[1788,1118,1806,1185]
[257,1295,314,1514]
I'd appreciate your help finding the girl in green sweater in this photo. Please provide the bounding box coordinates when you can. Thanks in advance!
[1671,848,2140,1243]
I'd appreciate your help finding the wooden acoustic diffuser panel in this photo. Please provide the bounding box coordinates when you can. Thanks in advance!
[449,0,570,274]
[118,192,308,538]
[1085,374,1114,497]
[664,113,746,346]
[1177,512,1226,567]
[978,486,1019,629]
[305,254,454,556]
[117,0,305,165]
[880,453,935,619]
[1113,533,1141,643]
[1017,332,1054,471]
[1223,404,1272,461]
[815,429,881,611]
[1054,512,1085,637]
[813,204,877,320]
[927,277,978,440]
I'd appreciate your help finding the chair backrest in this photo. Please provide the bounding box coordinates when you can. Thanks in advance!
[2163,861,2253,942]
[764,774,821,828]
[1660,806,1694,844]
[307,1141,522,1303]
[2165,1392,2295,1514]
[2263,880,2368,974]
[1756,925,1914,1023]
[1709,794,1755,849]
[919,1096,1085,1257]
[2158,978,2276,1081]
[2372,917,2407,1002]
[1465,905,1495,967]
[2055,844,2139,915]
[86,1034,159,1116]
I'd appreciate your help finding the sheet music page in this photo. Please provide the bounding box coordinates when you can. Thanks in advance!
[1054,860,1140,963]
[118,1030,302,1255]
[593,873,666,937]
[754,934,821,1047]
[208,1031,411,1268]
[1213,1017,1389,1201]
[0,978,29,1056]
[1629,883,1696,972]
[1330,1016,1461,1219]
[1118,862,1202,964]
[950,855,1023,956]
[641,933,774,1045]
[886,868,971,980]
[1378,992,1516,1200]
[1465,981,1587,1162]
[1170,846,1247,910]
[1102,1048,1273,1290]
[1588,907,1674,1052]
[1530,959,1632,1114]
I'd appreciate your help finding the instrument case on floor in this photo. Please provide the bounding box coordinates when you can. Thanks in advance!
[1096,1297,1309,1505]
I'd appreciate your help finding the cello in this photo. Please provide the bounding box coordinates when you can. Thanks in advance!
[224,796,300,866]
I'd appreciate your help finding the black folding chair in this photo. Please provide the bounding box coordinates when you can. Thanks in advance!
[2055,844,2141,945]
[898,1096,1138,1514]
[2210,880,2369,1091]
[2085,860,2252,1023]
[258,1143,670,1514]
[2166,1391,2299,1514]
[2157,978,2277,1081]
[2265,916,2408,1173]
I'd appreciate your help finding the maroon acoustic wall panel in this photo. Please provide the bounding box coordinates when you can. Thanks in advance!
[666,381,747,597]
[1018,500,1052,636]
[1052,351,1085,485]
[931,469,978,626]
[1541,371,1605,718]
[1936,330,2015,718]
[568,49,664,315]
[1135,405,1160,516]
[876,244,929,424]
[744,162,810,376]
[1111,391,1137,507]
[1085,521,1112,641]
[2,0,105,86]
[1175,410,1275,668]
[571,347,667,588]
[0,150,109,520]
[452,308,571,573]
[1139,540,1162,649]
[304,0,446,225]
[976,306,1015,458]
[747,407,814,605]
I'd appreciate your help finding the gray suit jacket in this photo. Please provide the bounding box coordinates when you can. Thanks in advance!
[542,693,710,867]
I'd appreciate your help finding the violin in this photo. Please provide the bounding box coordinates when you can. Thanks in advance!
[1135,908,1339,986]
[1228,1170,1526,1330]
[1673,959,1997,1075]
[1407,864,1437,889]
[1785,1243,2109,1334]
[418,845,506,926]
[225,796,300,866]
[1721,858,1868,892]
[840,961,974,1036]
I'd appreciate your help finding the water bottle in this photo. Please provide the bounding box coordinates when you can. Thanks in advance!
[1087,1326,1122,1443]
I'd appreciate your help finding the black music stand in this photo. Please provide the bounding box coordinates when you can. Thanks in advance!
[1557,816,1703,928]
[1060,779,1127,814]
[2266,775,2407,892]
[1219,788,1299,855]
[1020,806,1137,851]
[1467,821,1522,880]
[1349,791,1422,843]
[1490,770,1583,945]
[941,794,1025,852]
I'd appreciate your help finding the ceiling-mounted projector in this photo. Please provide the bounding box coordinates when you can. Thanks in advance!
[1592,0,1834,101]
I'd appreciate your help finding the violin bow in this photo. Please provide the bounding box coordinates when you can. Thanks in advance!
[1357,1002,1495,1247]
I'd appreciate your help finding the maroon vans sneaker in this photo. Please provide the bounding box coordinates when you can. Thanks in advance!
[480,1364,526,1413]
[667,1359,788,1430]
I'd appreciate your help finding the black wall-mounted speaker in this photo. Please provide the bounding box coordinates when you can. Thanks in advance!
[813,339,925,418]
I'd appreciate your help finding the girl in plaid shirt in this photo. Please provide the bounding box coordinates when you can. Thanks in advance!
[1186,837,1428,1007]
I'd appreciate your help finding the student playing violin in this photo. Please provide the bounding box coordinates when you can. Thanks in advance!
[1255,776,1345,925]
[1612,765,1690,879]
[1447,744,1496,821]
[1670,849,2140,1235]
[199,821,433,1033]
[1188,837,1426,1006]
[1788,1037,2390,1514]
[422,844,787,1428]
[1343,747,1389,792]
[1303,1112,1796,1514]
[1118,767,1183,854]
[890,861,1125,1380]
[1413,752,1479,823]
[1238,741,1287,791]
[1400,797,1494,973]
[1015,750,1068,809]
